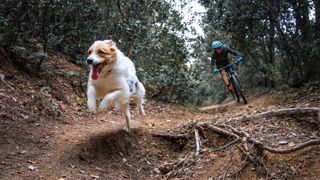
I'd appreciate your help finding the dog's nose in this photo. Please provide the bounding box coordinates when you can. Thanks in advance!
[86,58,93,64]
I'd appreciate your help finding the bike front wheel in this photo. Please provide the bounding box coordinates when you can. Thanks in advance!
[230,74,247,104]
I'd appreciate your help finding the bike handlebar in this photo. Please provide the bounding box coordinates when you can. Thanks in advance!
[218,62,236,71]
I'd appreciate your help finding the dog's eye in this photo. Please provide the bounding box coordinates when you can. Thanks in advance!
[97,50,105,54]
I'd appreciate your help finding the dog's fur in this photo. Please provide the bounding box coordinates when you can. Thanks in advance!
[86,40,145,132]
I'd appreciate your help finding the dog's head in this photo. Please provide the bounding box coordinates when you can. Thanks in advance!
[86,40,117,80]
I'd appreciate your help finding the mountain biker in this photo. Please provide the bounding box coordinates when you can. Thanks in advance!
[211,40,243,92]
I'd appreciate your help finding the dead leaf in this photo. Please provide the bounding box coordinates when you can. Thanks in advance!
[90,174,99,179]
[28,165,37,171]
[27,160,36,164]
[288,142,296,147]
[70,163,76,169]
[0,73,5,81]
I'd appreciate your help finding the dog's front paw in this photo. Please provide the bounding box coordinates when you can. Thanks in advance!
[124,126,131,132]
[88,107,96,113]
[140,110,146,116]
[87,100,97,112]
[97,103,107,113]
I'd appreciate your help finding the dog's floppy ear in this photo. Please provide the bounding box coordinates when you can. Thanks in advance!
[87,46,94,54]
[102,40,113,46]
[111,41,116,47]
[110,47,116,52]
[104,40,117,47]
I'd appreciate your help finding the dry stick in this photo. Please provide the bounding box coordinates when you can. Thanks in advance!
[237,145,255,163]
[223,159,235,180]
[230,148,250,178]
[212,138,241,152]
[222,149,236,180]
[166,153,194,179]
[0,74,14,90]
[195,129,201,155]
[196,122,239,138]
[260,155,272,179]
[152,133,190,139]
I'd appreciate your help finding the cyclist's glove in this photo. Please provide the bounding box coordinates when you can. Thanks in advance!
[236,56,243,65]
[212,67,219,74]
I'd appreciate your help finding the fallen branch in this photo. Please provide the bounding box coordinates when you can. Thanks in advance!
[152,133,190,140]
[0,74,14,90]
[159,153,195,178]
[223,159,234,180]
[196,122,239,139]
[212,138,241,152]
[195,129,201,155]
[227,107,320,123]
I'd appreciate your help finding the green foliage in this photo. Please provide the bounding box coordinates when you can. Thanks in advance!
[196,0,320,94]
[0,0,199,104]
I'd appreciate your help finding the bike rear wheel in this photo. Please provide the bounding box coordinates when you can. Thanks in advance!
[230,74,247,104]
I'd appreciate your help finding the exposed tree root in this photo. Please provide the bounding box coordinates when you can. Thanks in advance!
[204,123,320,154]
[198,122,320,179]
[156,107,320,179]
[152,133,191,140]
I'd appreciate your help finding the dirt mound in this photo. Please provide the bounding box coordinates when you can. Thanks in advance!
[77,129,143,161]
[57,127,193,179]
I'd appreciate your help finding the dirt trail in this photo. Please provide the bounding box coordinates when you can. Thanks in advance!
[0,54,319,179]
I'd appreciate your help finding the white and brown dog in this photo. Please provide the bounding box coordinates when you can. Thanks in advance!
[86,40,146,132]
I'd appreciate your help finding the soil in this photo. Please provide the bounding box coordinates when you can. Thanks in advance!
[0,51,319,180]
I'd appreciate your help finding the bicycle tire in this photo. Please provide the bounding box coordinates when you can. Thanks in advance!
[231,74,247,104]
[229,77,240,102]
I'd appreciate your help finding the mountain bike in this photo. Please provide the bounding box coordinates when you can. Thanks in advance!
[218,63,247,104]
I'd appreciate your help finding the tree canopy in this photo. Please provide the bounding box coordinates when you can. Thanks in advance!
[1,0,319,105]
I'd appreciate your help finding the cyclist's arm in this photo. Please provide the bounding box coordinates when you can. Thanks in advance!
[226,47,242,57]
[210,53,216,67]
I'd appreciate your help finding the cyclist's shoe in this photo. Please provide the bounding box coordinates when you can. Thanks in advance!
[227,84,233,92]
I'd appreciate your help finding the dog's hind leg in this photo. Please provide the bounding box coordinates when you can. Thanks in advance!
[133,96,145,116]
[135,82,146,116]
[120,103,131,132]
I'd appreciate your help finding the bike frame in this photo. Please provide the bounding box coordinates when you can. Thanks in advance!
[218,63,247,104]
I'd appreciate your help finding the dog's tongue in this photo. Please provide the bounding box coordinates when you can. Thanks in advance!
[92,65,100,80]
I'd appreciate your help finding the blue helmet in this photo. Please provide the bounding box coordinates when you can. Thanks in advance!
[211,40,222,49]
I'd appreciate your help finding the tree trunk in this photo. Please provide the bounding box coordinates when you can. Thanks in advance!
[291,0,312,41]
[313,0,320,35]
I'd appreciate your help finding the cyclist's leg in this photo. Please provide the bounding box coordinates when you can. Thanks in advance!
[219,70,232,92]
[219,70,229,86]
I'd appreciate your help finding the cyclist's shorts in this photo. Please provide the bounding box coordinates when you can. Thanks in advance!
[217,60,232,72]
[220,65,233,72]
[216,60,230,69]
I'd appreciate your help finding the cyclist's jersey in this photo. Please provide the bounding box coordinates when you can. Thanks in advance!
[211,46,241,68]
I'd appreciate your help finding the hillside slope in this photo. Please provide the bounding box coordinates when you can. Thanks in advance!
[0,52,319,179]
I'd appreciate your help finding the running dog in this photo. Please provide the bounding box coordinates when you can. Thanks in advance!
[86,40,146,132]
